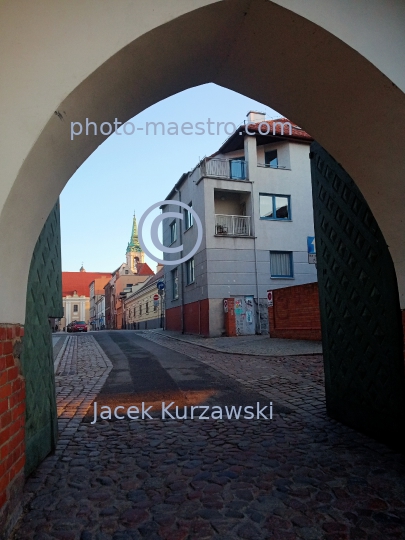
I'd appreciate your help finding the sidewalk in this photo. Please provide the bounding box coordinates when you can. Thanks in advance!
[143,330,323,357]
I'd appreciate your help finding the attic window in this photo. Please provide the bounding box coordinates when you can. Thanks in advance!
[125,270,129,274]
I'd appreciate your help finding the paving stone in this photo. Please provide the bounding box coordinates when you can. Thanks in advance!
[12,332,405,540]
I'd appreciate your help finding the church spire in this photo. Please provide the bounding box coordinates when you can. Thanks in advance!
[126,212,142,254]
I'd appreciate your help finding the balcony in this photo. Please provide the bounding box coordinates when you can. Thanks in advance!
[201,158,248,181]
[215,214,252,237]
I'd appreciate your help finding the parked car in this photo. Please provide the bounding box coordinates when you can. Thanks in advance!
[71,321,88,332]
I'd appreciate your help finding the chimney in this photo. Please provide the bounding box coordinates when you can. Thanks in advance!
[246,110,266,123]
[156,263,164,273]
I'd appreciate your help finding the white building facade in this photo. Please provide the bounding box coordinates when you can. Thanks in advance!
[163,113,317,337]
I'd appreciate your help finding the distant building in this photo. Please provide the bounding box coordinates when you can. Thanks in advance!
[61,266,111,330]
[124,265,165,329]
[162,113,316,337]
[89,275,111,330]
[105,214,154,329]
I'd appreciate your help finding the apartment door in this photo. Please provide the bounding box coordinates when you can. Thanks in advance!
[234,296,255,335]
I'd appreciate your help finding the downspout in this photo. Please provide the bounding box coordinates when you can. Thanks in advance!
[245,133,261,335]
[250,179,261,335]
[174,186,184,334]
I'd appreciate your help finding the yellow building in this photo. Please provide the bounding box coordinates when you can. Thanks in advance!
[125,266,165,330]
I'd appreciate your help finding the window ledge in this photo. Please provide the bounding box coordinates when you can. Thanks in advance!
[270,276,295,280]
[260,218,292,222]
[214,234,256,239]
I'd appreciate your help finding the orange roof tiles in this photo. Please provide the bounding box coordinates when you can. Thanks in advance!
[62,272,111,297]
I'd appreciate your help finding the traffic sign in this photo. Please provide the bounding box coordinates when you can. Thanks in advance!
[157,281,165,290]
[153,294,159,301]
[267,290,273,307]
[307,236,316,264]
[307,236,316,254]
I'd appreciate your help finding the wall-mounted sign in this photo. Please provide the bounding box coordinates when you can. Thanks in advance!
[307,236,317,264]
[267,290,273,307]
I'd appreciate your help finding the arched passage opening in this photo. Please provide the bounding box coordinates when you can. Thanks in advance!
[1,0,405,323]
[1,0,405,534]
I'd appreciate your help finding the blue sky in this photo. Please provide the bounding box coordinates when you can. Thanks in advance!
[60,83,280,272]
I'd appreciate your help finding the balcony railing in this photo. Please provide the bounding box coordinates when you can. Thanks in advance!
[201,158,248,181]
[215,214,252,236]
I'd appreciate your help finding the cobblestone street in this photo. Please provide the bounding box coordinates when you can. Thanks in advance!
[12,332,405,540]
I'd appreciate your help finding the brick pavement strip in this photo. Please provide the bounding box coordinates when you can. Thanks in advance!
[12,333,405,540]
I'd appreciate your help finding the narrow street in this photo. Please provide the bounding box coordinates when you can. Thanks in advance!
[13,332,405,540]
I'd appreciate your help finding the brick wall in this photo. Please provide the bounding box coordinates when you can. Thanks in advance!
[0,324,25,536]
[166,305,182,332]
[268,283,321,341]
[166,300,210,336]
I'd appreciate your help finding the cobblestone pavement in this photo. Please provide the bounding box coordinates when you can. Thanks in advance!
[55,336,112,455]
[139,332,326,417]
[154,331,322,357]
[12,332,405,540]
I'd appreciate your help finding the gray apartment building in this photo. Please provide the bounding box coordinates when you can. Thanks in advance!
[162,112,317,337]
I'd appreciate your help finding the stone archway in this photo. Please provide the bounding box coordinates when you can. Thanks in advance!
[2,0,405,532]
[1,0,405,323]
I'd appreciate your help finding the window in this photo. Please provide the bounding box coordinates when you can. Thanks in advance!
[184,202,193,230]
[265,150,278,168]
[73,304,78,312]
[260,194,290,220]
[146,302,149,313]
[230,156,246,179]
[170,220,177,244]
[139,304,142,316]
[172,268,179,299]
[270,251,293,278]
[186,258,195,284]
[125,270,129,274]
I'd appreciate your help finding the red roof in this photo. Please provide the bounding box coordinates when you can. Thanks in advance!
[136,263,154,276]
[62,272,112,297]
[243,118,313,140]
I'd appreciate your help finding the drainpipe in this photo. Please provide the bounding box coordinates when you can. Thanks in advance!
[245,134,261,334]
[251,181,261,335]
[174,186,185,334]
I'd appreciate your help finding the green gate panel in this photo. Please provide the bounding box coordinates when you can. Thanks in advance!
[21,200,63,475]
[310,143,405,448]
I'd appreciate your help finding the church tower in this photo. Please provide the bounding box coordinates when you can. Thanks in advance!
[126,213,144,272]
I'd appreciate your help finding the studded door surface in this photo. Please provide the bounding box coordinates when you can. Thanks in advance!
[21,200,63,474]
[310,143,405,447]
